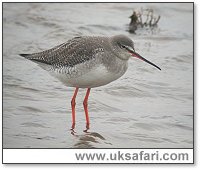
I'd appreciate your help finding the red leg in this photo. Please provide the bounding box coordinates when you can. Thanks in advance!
[71,87,79,129]
[83,88,91,129]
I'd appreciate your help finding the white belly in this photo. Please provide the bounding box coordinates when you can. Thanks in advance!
[51,64,127,88]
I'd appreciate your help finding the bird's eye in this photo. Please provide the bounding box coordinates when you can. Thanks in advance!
[120,44,127,49]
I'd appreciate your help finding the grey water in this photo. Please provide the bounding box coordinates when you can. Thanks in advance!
[3,3,193,148]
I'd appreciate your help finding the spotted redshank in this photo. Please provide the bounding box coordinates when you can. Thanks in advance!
[20,35,161,130]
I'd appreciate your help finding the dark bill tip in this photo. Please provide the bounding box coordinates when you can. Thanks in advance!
[131,51,161,71]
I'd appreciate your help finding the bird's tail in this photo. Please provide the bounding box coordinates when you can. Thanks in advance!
[19,53,51,65]
[19,53,38,62]
[19,53,52,72]
[19,54,30,58]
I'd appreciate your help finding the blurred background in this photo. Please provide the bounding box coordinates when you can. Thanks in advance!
[3,3,193,148]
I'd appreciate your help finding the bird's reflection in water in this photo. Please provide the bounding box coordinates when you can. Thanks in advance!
[70,126,111,148]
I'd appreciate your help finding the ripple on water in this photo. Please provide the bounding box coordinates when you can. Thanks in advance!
[90,101,124,113]
[21,122,47,128]
[20,106,43,113]
[131,122,164,131]
[88,24,121,31]
[104,117,137,125]
[3,82,42,93]
[104,85,153,98]
[121,133,164,144]
[14,133,55,141]
[165,122,193,131]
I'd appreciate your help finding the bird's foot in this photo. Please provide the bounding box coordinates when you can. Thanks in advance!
[83,123,90,133]
[70,123,76,135]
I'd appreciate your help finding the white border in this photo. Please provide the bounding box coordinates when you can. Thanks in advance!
[3,149,194,164]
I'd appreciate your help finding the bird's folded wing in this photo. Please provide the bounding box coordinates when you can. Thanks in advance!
[20,36,100,68]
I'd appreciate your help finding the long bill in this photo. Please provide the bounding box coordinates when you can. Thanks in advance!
[129,50,161,71]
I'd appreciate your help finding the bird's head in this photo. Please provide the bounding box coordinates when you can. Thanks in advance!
[112,35,161,70]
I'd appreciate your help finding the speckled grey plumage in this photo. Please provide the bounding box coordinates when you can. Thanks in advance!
[20,35,135,88]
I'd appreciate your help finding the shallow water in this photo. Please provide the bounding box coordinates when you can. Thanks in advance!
[3,3,193,148]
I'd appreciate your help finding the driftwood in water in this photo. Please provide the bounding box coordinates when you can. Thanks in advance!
[129,9,161,33]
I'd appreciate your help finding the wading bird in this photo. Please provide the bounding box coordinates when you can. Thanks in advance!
[20,35,161,130]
